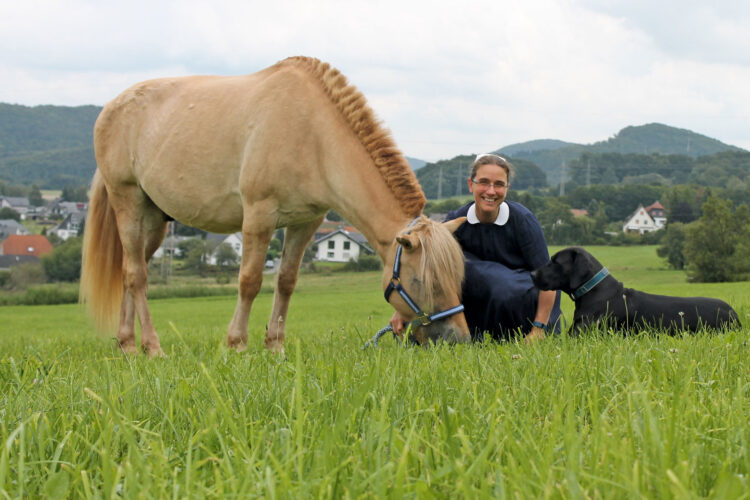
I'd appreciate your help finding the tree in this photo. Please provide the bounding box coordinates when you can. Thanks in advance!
[683,197,750,282]
[214,242,239,268]
[266,237,282,261]
[28,184,44,206]
[656,222,687,270]
[662,185,709,224]
[41,237,82,282]
[537,199,575,245]
[61,185,88,202]
[177,238,215,275]
[0,207,20,221]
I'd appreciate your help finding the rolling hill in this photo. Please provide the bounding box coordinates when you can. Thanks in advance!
[1,104,745,192]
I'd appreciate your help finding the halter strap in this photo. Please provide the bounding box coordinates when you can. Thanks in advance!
[571,267,610,300]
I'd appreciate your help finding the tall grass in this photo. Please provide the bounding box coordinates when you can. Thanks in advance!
[1,246,749,498]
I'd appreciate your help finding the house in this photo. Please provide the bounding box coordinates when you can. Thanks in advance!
[206,232,242,265]
[570,208,589,218]
[0,254,40,271]
[645,201,667,230]
[49,212,86,240]
[0,234,54,257]
[48,200,88,217]
[0,196,30,220]
[623,204,661,234]
[0,219,29,240]
[313,220,360,241]
[313,228,374,262]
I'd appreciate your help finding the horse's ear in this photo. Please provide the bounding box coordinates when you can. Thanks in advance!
[396,233,420,251]
[442,216,466,234]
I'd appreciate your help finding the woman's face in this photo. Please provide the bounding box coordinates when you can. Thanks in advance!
[468,163,509,220]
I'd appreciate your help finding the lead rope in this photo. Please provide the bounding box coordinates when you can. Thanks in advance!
[362,325,395,349]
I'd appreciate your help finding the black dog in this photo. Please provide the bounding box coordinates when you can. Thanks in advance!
[531,246,740,334]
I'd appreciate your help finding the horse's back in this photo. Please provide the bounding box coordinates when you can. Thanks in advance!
[92,62,335,232]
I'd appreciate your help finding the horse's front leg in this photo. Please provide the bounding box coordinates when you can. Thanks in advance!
[117,285,138,354]
[265,218,324,353]
[227,219,274,352]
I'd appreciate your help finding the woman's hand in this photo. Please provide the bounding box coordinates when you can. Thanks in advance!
[389,311,405,337]
[525,326,546,344]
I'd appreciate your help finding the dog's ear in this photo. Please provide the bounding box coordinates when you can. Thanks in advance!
[569,247,592,289]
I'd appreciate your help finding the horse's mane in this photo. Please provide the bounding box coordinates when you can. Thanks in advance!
[410,217,465,311]
[277,56,426,217]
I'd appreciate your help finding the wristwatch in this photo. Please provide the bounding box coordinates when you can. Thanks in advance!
[531,321,547,331]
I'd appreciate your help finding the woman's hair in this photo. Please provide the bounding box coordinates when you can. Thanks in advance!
[470,154,514,182]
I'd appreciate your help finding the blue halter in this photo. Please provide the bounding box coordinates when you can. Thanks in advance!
[383,223,465,327]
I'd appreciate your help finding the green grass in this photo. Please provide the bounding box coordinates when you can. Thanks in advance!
[1,246,749,498]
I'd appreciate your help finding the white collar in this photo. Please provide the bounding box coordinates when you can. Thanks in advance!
[467,202,510,226]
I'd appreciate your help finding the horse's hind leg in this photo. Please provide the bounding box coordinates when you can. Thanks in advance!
[265,217,324,352]
[227,211,275,352]
[116,219,168,355]
[109,186,168,357]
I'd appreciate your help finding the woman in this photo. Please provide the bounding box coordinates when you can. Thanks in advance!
[391,153,561,342]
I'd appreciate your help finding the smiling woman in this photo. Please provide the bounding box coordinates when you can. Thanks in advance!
[442,153,561,341]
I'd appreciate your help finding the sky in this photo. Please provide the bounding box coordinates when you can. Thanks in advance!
[1,0,749,162]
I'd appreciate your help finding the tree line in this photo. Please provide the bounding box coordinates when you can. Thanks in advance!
[416,149,750,199]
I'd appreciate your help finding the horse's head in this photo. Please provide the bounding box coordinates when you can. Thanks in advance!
[383,216,471,345]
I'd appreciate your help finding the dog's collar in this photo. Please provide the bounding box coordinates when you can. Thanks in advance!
[571,267,610,300]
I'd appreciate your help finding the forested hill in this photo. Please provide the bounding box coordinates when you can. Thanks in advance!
[0,103,101,188]
[1,104,746,192]
[496,123,744,185]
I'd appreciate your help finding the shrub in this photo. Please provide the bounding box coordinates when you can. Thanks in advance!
[42,237,82,281]
[656,223,686,269]
[340,254,382,272]
[684,197,750,282]
[9,262,47,290]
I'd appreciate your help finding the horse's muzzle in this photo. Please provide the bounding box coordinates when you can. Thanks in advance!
[412,322,471,345]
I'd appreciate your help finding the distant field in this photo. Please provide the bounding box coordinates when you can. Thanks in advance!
[1,245,748,497]
[41,189,62,200]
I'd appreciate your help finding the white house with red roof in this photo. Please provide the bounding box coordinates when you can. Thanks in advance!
[645,201,667,229]
[623,201,667,234]
[313,228,373,262]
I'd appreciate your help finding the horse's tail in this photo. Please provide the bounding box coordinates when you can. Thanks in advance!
[80,170,123,333]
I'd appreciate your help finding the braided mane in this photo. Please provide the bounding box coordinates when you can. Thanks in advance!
[276,56,426,217]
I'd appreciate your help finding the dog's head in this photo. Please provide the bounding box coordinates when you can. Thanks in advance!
[531,246,601,294]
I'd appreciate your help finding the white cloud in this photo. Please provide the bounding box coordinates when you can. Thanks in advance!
[1,0,749,160]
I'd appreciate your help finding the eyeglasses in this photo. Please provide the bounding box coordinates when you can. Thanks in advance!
[471,178,508,190]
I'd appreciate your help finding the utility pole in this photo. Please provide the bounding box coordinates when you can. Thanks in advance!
[559,161,566,197]
[456,161,462,197]
[437,165,443,199]
[586,158,591,188]
[160,221,174,284]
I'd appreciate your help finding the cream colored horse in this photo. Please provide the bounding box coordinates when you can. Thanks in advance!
[80,56,470,356]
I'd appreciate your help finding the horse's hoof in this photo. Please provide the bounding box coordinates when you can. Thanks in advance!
[143,345,166,358]
[229,343,248,353]
[227,335,248,352]
[118,341,138,355]
[265,340,285,356]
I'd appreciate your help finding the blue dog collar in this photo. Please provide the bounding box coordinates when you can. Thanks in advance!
[571,267,610,300]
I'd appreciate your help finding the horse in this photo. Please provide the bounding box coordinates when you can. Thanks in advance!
[80,56,470,356]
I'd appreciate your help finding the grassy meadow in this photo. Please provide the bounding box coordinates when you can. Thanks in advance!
[1,246,749,498]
